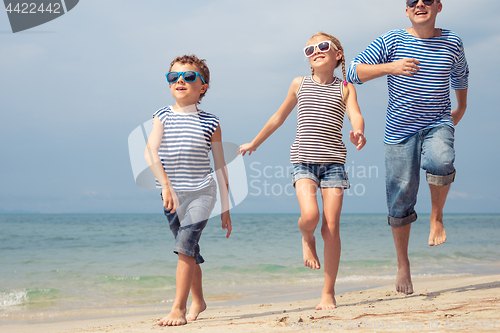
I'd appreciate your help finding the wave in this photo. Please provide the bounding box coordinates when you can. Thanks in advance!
[0,290,28,308]
[0,288,61,310]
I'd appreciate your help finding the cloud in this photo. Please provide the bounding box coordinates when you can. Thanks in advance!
[448,191,470,200]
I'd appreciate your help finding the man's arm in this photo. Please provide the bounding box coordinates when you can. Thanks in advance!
[451,89,468,126]
[356,58,421,83]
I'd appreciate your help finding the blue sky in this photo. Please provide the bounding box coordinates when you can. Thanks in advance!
[1,0,499,214]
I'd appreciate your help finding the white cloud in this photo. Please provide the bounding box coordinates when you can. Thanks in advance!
[448,191,470,199]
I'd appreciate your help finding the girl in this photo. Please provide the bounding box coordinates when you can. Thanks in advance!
[238,32,366,309]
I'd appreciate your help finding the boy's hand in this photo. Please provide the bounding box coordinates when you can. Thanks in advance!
[221,211,232,238]
[162,187,178,213]
[237,143,256,156]
[350,130,366,150]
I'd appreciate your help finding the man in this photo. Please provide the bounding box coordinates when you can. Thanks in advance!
[347,0,469,295]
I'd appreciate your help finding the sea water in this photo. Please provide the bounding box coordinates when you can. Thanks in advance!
[1,213,499,322]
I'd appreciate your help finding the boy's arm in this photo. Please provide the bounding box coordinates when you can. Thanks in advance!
[451,89,468,126]
[144,116,178,212]
[211,125,232,238]
[345,84,366,150]
[238,77,301,155]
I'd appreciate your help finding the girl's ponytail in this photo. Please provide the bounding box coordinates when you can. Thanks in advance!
[341,56,349,104]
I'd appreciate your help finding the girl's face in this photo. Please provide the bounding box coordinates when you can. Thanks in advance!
[307,36,343,72]
[169,62,208,108]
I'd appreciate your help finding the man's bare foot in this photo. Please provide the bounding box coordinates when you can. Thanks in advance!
[302,237,320,269]
[395,265,413,295]
[186,300,206,321]
[316,292,336,310]
[429,219,447,246]
[157,308,187,326]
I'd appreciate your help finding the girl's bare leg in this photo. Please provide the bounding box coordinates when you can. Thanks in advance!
[295,179,321,269]
[317,187,343,310]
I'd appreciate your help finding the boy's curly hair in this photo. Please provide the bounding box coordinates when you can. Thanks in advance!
[169,55,210,104]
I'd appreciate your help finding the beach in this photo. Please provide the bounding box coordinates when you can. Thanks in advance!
[1,214,499,332]
[2,274,499,332]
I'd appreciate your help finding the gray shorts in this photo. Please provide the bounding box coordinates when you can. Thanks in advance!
[163,181,217,264]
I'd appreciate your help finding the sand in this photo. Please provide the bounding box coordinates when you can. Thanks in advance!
[3,274,499,333]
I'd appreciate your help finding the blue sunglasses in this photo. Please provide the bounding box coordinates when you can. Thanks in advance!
[166,71,206,84]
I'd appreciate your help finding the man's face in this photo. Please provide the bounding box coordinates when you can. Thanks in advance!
[406,0,442,27]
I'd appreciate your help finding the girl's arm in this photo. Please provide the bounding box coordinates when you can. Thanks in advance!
[238,77,302,155]
[211,125,232,238]
[144,116,178,212]
[345,83,367,151]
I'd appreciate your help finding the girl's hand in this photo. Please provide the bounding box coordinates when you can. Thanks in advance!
[162,187,178,213]
[238,143,256,156]
[350,130,366,150]
[221,211,232,238]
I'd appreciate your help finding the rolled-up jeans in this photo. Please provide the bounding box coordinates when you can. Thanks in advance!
[385,125,456,227]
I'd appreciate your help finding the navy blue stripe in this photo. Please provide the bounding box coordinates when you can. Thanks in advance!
[347,29,468,144]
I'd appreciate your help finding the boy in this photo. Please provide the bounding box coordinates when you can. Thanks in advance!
[145,55,232,326]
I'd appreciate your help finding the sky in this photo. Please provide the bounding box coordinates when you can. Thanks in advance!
[1,0,499,214]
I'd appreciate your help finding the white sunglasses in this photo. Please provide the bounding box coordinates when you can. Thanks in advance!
[303,40,338,57]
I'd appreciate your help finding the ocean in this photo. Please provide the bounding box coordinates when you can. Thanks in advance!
[1,213,499,323]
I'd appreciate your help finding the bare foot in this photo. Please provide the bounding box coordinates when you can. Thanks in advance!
[157,308,187,326]
[316,292,336,310]
[429,219,447,246]
[186,300,206,321]
[395,264,413,295]
[302,237,320,269]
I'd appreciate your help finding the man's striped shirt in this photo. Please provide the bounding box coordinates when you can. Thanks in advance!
[153,106,219,191]
[347,29,469,144]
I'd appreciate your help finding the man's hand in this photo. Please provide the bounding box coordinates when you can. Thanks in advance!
[390,58,421,76]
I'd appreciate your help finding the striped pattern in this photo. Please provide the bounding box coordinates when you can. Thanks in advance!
[347,29,469,144]
[154,106,219,191]
[290,76,347,164]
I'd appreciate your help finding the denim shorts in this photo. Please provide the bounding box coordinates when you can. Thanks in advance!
[292,163,350,189]
[385,125,456,227]
[163,181,217,264]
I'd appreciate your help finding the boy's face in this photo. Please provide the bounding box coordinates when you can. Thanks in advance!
[169,62,208,108]
[406,0,442,27]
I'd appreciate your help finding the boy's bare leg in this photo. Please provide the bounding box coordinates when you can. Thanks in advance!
[157,253,196,326]
[428,184,449,246]
[296,179,321,270]
[316,187,343,310]
[392,224,413,295]
[186,264,206,321]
